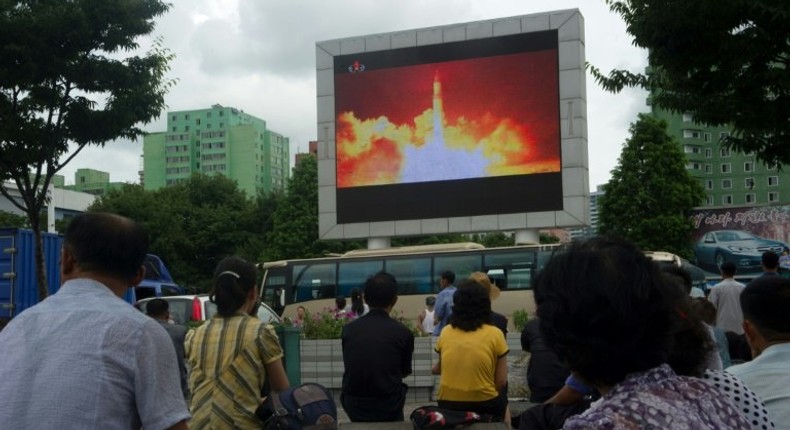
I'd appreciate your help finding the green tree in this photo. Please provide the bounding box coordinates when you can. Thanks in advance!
[0,0,173,299]
[90,175,257,291]
[590,0,790,167]
[598,114,704,258]
[0,210,27,228]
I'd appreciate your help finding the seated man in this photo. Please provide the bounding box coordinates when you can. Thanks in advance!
[341,272,414,422]
[726,275,790,425]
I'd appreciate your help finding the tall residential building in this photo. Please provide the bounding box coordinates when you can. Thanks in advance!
[568,185,604,239]
[142,105,290,196]
[63,168,125,196]
[651,108,788,207]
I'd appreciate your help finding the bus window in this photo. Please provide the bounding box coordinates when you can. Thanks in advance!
[338,260,383,297]
[485,250,536,290]
[386,257,432,295]
[294,263,337,302]
[435,254,482,289]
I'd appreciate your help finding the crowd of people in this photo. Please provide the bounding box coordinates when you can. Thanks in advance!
[0,211,787,429]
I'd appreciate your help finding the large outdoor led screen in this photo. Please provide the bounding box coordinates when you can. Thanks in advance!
[317,11,589,240]
[334,31,561,223]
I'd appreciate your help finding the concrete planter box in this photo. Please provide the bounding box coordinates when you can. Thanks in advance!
[300,336,436,403]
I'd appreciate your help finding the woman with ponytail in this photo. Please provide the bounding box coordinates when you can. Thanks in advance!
[349,287,369,317]
[185,256,290,429]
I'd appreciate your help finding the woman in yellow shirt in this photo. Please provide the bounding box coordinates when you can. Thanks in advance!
[432,279,509,421]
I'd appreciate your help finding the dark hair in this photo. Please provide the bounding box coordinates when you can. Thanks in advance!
[665,282,715,378]
[762,251,779,270]
[741,275,790,340]
[720,261,737,277]
[363,271,398,308]
[441,270,455,285]
[210,256,257,317]
[335,295,347,310]
[146,298,169,318]
[64,212,148,280]
[690,297,717,326]
[534,236,676,387]
[662,265,692,294]
[449,280,491,332]
[350,287,365,315]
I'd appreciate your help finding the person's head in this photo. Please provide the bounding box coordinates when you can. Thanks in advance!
[146,298,170,321]
[335,295,347,310]
[425,296,436,309]
[469,272,501,301]
[740,275,790,354]
[61,212,149,287]
[296,305,306,319]
[439,270,455,288]
[350,287,365,314]
[720,261,737,278]
[762,251,779,272]
[449,279,491,332]
[363,271,398,309]
[534,236,677,389]
[689,297,717,326]
[210,256,258,317]
[665,281,715,378]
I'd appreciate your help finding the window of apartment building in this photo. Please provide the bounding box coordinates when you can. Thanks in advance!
[704,133,711,143]
[184,114,190,120]
[767,164,777,171]
[719,131,730,140]
[196,119,201,125]
[207,111,212,118]
[745,178,755,189]
[768,192,779,202]
[721,179,732,189]
[721,163,731,173]
[722,195,733,205]
[171,115,176,121]
[688,162,702,170]
[705,180,713,190]
[705,148,712,158]
[207,123,212,129]
[719,148,731,158]
[184,125,190,132]
[745,193,756,204]
[768,176,779,186]
[705,195,714,206]
[705,164,712,174]
[171,126,176,132]
[219,122,224,128]
[744,161,754,172]
[219,110,224,117]
[682,113,693,122]
[682,130,701,139]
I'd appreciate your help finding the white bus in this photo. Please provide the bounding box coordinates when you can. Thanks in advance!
[259,242,565,327]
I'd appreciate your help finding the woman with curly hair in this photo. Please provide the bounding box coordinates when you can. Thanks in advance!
[533,236,750,429]
[432,279,509,421]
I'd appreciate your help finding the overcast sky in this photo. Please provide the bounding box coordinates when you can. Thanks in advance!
[59,0,649,191]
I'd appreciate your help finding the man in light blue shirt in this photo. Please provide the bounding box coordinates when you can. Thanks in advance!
[0,213,190,430]
[432,270,456,337]
[726,275,790,426]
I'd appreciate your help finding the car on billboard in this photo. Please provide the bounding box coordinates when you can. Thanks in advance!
[694,230,790,271]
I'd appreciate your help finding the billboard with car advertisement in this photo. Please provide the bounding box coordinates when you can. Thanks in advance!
[689,204,790,276]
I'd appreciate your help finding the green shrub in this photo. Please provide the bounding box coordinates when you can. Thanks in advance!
[512,309,530,332]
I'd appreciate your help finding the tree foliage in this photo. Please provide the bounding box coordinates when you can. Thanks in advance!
[0,0,173,298]
[0,210,27,228]
[90,175,264,291]
[597,114,704,258]
[590,0,790,167]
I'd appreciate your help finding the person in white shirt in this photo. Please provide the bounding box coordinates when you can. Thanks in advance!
[418,296,436,335]
[726,275,790,426]
[708,261,746,334]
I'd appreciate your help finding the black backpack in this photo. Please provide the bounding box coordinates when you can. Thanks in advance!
[258,383,338,430]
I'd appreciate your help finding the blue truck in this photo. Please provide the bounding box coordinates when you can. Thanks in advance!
[0,228,181,327]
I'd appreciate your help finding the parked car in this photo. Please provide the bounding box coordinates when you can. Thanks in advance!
[694,230,789,272]
[135,295,280,325]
